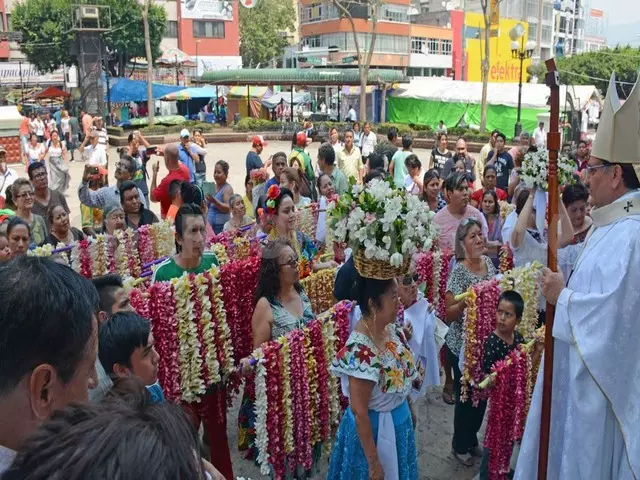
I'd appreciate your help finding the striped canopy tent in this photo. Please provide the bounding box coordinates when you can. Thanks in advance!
[161,86,222,101]
[227,86,270,98]
[157,46,195,66]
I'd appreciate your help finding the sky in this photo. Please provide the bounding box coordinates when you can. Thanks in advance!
[590,0,640,45]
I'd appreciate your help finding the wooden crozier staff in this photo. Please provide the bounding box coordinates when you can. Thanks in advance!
[538,58,560,480]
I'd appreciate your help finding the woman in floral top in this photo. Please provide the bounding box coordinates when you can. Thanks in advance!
[444,218,496,467]
[328,274,420,480]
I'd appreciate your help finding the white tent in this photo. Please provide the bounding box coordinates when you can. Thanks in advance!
[392,77,601,110]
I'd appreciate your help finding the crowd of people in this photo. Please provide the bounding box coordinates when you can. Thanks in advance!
[0,97,637,480]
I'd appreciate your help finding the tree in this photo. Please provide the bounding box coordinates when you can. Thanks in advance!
[529,46,640,97]
[142,0,154,125]
[11,0,167,75]
[331,0,381,123]
[478,0,503,133]
[239,0,296,68]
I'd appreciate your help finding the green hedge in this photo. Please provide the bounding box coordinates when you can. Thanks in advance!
[234,118,286,132]
[107,121,220,137]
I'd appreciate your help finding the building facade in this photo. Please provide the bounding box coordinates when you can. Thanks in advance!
[583,4,607,51]
[298,0,412,69]
[552,0,585,57]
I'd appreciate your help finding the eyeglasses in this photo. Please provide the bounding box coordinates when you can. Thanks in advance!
[16,191,35,199]
[279,257,299,269]
[401,272,420,286]
[585,164,609,174]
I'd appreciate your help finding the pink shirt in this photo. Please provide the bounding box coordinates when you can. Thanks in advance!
[434,205,489,251]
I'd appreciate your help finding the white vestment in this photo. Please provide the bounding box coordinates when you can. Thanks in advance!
[515,190,640,480]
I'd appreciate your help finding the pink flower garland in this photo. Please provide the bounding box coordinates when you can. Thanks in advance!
[129,287,151,319]
[137,225,155,265]
[147,282,181,401]
[263,342,286,478]
[288,329,312,470]
[188,274,209,385]
[220,255,261,362]
[332,301,352,409]
[78,239,93,278]
[485,346,531,479]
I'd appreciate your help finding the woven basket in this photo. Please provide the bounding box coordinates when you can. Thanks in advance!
[353,248,409,280]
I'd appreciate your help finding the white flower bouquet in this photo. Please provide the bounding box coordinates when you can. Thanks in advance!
[327,178,438,279]
[518,149,576,190]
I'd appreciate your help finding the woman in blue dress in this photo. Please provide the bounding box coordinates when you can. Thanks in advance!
[206,160,233,235]
[328,273,420,480]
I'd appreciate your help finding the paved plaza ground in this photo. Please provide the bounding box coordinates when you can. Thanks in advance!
[52,140,482,479]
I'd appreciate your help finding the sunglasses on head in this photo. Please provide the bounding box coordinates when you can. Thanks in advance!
[401,272,420,286]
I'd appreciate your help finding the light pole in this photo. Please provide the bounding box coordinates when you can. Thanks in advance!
[510,23,536,138]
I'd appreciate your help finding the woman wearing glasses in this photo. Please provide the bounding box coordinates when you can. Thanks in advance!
[444,218,496,467]
[10,178,47,246]
[238,239,315,465]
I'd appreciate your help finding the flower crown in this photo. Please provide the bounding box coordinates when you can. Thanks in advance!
[265,184,280,214]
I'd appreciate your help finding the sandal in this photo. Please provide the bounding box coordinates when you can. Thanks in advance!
[452,449,474,467]
[442,384,455,405]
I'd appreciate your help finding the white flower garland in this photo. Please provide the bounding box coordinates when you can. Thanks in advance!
[209,266,234,373]
[253,350,271,475]
[173,274,205,402]
[195,272,220,385]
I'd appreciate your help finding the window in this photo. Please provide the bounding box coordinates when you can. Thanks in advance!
[411,37,426,54]
[559,16,567,33]
[541,25,553,43]
[0,15,4,32]
[441,39,452,55]
[164,20,178,38]
[193,20,225,38]
[465,26,481,39]
[302,35,321,48]
[542,4,553,21]
[526,0,538,18]
[427,38,439,54]
[300,2,339,23]
[5,14,10,31]
[529,22,538,39]
[380,4,409,23]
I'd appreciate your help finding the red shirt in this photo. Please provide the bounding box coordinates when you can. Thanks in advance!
[471,187,507,205]
[152,164,190,218]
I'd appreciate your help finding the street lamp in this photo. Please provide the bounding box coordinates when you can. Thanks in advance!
[510,23,536,138]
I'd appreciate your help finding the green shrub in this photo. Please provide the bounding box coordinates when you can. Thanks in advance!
[107,126,124,137]
[234,118,283,132]
[376,122,412,136]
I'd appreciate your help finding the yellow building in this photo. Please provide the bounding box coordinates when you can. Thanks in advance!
[464,13,532,84]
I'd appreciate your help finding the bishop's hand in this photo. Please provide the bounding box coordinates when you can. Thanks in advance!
[541,267,565,306]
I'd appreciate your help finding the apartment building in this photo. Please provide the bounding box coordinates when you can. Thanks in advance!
[583,4,607,52]
[552,0,585,56]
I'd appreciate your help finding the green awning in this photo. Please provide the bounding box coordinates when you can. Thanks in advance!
[200,68,405,86]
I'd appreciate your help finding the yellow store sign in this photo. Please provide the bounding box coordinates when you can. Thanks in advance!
[464,12,532,84]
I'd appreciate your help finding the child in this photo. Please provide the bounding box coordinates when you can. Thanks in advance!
[0,232,10,262]
[98,311,165,404]
[166,179,183,224]
[479,290,526,479]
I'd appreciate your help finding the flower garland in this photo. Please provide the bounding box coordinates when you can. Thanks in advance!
[137,224,155,265]
[499,262,543,339]
[485,345,533,478]
[210,243,229,265]
[126,228,142,278]
[414,250,452,322]
[264,341,286,478]
[172,274,205,402]
[461,279,501,405]
[309,320,330,443]
[298,203,318,239]
[205,269,235,382]
[253,349,270,475]
[289,328,313,470]
[322,315,341,441]
[499,242,514,274]
[220,255,261,362]
[304,328,320,447]
[113,230,129,279]
[279,336,294,456]
[27,243,55,257]
[499,200,515,221]
[148,281,181,401]
[300,268,336,314]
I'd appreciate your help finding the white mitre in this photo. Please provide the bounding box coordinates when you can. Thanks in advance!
[591,73,640,180]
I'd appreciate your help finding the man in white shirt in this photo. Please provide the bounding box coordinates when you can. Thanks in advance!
[92,116,109,151]
[533,121,546,148]
[337,129,362,182]
[0,147,17,199]
[360,121,377,161]
[0,257,100,475]
[80,131,107,168]
[347,105,357,122]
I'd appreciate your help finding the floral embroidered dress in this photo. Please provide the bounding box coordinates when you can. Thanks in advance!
[328,326,419,480]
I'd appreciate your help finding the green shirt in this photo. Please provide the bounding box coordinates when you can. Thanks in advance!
[329,167,350,195]
[391,150,410,189]
[151,251,219,283]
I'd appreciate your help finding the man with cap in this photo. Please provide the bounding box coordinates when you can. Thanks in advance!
[246,135,270,175]
[177,129,198,183]
[515,73,640,479]
[0,146,17,200]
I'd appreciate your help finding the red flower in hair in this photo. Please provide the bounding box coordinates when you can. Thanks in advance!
[266,185,280,214]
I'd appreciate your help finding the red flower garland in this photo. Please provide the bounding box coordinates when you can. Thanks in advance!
[77,239,93,278]
[264,342,286,478]
[137,225,155,265]
[129,287,150,319]
[332,301,352,409]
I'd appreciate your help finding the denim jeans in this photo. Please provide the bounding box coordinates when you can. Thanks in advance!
[195,172,206,188]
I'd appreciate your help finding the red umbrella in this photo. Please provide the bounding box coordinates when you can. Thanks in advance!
[34,86,70,99]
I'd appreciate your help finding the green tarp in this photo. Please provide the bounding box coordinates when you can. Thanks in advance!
[388,97,544,135]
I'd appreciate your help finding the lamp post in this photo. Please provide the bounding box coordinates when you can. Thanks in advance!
[510,23,536,138]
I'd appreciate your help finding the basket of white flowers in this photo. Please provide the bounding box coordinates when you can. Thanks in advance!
[518,149,576,190]
[327,178,438,280]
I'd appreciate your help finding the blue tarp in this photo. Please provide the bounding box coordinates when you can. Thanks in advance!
[107,78,184,103]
